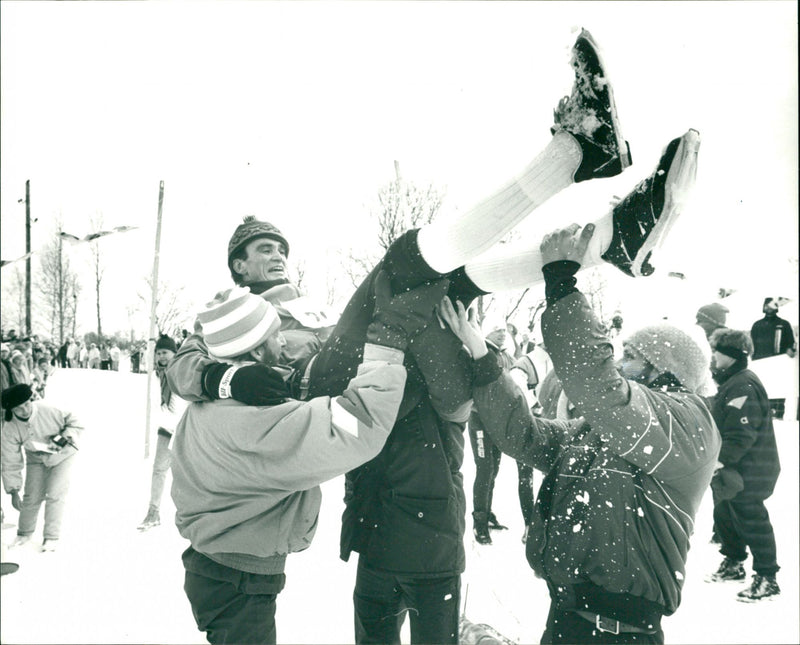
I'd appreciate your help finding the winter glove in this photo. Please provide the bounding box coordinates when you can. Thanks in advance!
[366,270,450,351]
[10,490,22,511]
[711,467,744,501]
[202,362,291,406]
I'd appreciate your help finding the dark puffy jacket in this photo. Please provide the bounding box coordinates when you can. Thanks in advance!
[712,366,780,498]
[471,289,720,626]
[339,355,467,577]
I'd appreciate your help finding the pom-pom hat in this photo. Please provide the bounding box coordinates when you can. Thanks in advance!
[155,334,177,353]
[624,323,711,394]
[227,216,290,271]
[198,287,281,359]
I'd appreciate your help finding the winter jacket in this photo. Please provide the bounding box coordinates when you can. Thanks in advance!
[167,284,336,402]
[339,380,467,578]
[471,287,720,626]
[151,368,188,448]
[751,314,796,359]
[1,401,83,493]
[170,343,406,576]
[711,364,780,498]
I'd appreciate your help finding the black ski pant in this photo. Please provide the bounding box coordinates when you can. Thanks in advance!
[469,411,536,523]
[182,547,285,645]
[714,491,780,576]
[353,559,460,644]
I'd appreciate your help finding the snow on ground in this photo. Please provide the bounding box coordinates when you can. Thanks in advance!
[1,367,798,644]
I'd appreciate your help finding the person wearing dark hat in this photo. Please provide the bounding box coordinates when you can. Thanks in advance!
[706,328,781,601]
[171,275,446,645]
[1,383,82,552]
[438,223,720,644]
[137,334,187,531]
[751,297,796,360]
[750,297,796,420]
[696,302,729,340]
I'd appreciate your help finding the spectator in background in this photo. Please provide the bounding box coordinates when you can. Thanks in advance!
[110,343,121,371]
[1,383,83,552]
[87,343,101,369]
[56,341,69,368]
[468,328,536,545]
[706,328,781,601]
[8,351,32,389]
[130,344,142,374]
[32,358,51,399]
[751,298,796,360]
[66,339,78,368]
[137,335,187,531]
[100,343,111,370]
[1,345,13,392]
[696,302,729,340]
[750,297,797,420]
[78,341,88,368]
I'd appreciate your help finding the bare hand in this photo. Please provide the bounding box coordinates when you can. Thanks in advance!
[540,223,595,266]
[436,297,488,359]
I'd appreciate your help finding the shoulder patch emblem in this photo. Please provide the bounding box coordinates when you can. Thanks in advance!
[727,395,748,410]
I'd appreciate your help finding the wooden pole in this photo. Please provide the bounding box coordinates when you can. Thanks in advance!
[144,181,165,458]
[25,180,31,337]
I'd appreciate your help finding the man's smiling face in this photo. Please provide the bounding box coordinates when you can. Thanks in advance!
[233,238,289,284]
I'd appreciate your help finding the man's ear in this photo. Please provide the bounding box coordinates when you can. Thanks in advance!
[232,258,246,276]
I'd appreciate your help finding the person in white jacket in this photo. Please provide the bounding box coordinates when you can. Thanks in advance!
[1,383,83,552]
[137,334,188,531]
[171,273,448,645]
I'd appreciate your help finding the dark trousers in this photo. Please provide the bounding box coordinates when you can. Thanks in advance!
[353,560,460,645]
[307,230,481,421]
[469,415,535,523]
[541,606,663,644]
[181,547,286,644]
[714,494,779,576]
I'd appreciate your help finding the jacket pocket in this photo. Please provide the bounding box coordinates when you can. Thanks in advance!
[374,493,461,574]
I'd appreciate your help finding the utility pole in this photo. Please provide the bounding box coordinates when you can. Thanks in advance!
[25,180,31,337]
[144,180,165,459]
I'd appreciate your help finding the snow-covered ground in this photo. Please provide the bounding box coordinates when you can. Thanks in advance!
[2,367,798,644]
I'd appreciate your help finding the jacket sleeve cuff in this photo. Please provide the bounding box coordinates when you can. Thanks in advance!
[543,260,581,305]
[472,350,503,386]
[364,343,405,365]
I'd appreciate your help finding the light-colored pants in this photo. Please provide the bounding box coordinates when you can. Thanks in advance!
[148,432,172,510]
[18,455,75,541]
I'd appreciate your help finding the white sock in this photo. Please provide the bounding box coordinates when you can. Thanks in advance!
[464,212,614,293]
[417,131,582,274]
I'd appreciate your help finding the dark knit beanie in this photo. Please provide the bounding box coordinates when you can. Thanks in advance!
[155,334,177,353]
[227,216,290,272]
[709,328,753,361]
[2,383,33,421]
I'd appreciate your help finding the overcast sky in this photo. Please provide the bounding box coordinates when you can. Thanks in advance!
[1,1,797,336]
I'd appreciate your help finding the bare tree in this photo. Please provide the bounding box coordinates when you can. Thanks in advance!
[136,278,195,339]
[343,160,446,289]
[1,265,28,334]
[37,233,81,345]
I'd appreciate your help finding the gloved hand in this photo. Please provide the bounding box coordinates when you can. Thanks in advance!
[366,271,450,351]
[202,362,290,406]
[711,467,744,501]
[10,490,22,511]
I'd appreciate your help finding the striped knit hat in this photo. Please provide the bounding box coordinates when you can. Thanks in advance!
[197,287,282,359]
